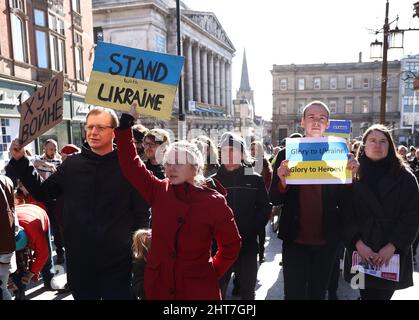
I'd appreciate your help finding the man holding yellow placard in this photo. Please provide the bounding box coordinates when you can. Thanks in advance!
[269,101,359,300]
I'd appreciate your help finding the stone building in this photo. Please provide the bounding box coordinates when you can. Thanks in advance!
[399,54,419,146]
[92,0,235,137]
[0,0,94,166]
[271,59,401,145]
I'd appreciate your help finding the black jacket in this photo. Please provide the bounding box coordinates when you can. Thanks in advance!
[269,148,349,244]
[212,165,271,254]
[343,169,419,290]
[8,145,150,291]
[145,160,165,180]
[131,259,146,299]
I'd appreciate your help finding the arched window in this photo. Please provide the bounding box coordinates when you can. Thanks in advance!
[10,13,27,62]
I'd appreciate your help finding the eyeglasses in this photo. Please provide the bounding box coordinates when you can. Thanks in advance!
[142,142,160,148]
[84,125,114,132]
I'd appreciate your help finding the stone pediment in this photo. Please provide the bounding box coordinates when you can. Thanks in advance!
[183,11,235,50]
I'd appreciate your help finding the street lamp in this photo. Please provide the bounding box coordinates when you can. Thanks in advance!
[176,0,186,140]
[369,0,419,124]
[370,0,391,124]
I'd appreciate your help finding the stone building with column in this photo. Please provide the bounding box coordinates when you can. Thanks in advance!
[271,59,401,145]
[92,0,235,137]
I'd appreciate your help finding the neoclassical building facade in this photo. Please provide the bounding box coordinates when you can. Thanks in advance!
[92,0,235,136]
[271,60,401,145]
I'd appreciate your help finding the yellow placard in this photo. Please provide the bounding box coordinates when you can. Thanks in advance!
[287,160,351,184]
[85,71,177,120]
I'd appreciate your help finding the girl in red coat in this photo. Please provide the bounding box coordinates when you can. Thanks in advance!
[115,109,241,300]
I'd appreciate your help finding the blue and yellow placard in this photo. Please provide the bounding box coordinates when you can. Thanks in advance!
[324,119,352,142]
[85,42,184,120]
[285,136,351,185]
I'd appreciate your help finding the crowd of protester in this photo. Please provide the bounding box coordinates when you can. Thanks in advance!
[1,100,418,301]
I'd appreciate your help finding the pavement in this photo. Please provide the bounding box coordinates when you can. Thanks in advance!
[17,224,419,300]
[226,221,419,300]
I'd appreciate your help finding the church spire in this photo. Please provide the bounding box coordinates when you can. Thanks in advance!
[239,49,251,91]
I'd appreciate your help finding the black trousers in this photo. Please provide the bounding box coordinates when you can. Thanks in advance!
[46,201,64,255]
[219,251,258,300]
[258,228,266,258]
[328,243,344,296]
[71,273,132,300]
[360,288,395,300]
[282,241,338,300]
[413,231,419,256]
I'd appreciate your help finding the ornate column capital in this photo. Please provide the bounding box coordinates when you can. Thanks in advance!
[199,44,207,52]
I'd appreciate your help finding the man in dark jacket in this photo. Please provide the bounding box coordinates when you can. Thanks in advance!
[269,101,358,300]
[213,132,271,300]
[142,129,170,179]
[8,107,150,300]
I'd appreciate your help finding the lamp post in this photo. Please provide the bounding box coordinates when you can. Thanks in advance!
[380,1,390,125]
[413,89,419,146]
[370,0,390,124]
[176,0,186,140]
[370,1,419,125]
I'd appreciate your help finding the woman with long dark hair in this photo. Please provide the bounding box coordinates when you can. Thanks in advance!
[343,124,419,300]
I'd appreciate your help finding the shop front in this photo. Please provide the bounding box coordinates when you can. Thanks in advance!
[0,77,91,170]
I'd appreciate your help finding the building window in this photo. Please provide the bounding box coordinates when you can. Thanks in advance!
[361,100,369,113]
[345,100,353,113]
[155,34,166,53]
[280,79,287,91]
[9,0,24,11]
[385,98,391,112]
[71,0,81,13]
[330,77,337,89]
[49,13,65,71]
[313,77,321,89]
[49,36,65,72]
[298,101,305,114]
[329,101,337,114]
[33,8,66,72]
[93,27,103,44]
[298,78,305,90]
[34,9,48,68]
[280,103,287,114]
[34,8,46,26]
[346,77,354,89]
[10,13,27,62]
[0,118,12,165]
[35,30,48,68]
[75,46,84,81]
[363,78,369,89]
[74,31,84,80]
[48,14,65,36]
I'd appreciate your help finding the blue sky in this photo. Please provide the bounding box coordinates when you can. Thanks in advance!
[185,0,419,120]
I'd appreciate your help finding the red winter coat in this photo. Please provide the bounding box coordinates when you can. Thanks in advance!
[16,193,47,211]
[115,128,241,300]
[16,204,50,274]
